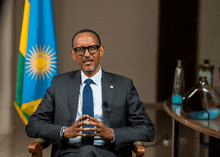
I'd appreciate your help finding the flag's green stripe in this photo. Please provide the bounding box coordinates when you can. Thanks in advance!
[15,52,25,108]
[24,112,30,120]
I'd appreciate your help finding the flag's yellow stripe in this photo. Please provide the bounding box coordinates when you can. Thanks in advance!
[14,102,28,125]
[21,99,42,116]
[19,0,30,57]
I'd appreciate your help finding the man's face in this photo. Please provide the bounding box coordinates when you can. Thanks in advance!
[71,32,104,76]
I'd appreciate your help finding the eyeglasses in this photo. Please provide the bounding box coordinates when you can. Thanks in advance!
[74,45,101,56]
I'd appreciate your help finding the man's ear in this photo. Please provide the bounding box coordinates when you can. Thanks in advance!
[71,50,77,60]
[99,46,104,58]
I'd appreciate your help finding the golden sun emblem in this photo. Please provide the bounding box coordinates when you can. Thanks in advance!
[25,45,57,80]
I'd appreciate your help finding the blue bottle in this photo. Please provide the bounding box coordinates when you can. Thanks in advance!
[172,60,185,113]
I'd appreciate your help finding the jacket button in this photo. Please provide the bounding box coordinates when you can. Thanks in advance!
[103,101,108,108]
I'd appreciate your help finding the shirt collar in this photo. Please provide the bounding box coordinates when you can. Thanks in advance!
[81,67,102,86]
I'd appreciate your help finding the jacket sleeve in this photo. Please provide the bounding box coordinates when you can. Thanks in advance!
[25,77,65,148]
[113,79,156,150]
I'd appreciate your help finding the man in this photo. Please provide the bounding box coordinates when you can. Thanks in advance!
[25,29,155,157]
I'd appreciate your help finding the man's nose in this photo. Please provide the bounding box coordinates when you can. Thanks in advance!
[84,48,91,57]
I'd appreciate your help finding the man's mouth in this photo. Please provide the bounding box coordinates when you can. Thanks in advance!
[83,59,94,63]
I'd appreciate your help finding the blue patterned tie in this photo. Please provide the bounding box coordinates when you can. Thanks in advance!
[82,79,94,145]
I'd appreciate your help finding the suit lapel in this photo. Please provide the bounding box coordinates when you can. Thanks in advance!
[102,70,116,127]
[68,71,81,125]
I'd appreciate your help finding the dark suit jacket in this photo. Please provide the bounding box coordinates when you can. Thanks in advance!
[25,70,155,157]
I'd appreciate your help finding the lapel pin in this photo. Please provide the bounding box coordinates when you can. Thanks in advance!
[110,85,113,89]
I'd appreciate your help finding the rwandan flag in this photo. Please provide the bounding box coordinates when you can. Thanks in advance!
[14,0,58,125]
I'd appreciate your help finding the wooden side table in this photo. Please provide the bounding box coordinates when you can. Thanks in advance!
[164,99,220,157]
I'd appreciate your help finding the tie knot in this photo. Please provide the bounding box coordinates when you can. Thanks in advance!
[84,79,93,86]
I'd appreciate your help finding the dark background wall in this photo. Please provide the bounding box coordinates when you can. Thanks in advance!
[157,0,198,101]
[14,0,159,103]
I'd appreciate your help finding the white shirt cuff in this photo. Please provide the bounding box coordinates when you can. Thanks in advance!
[111,128,115,143]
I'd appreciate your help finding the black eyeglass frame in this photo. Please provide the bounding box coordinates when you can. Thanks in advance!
[73,45,101,56]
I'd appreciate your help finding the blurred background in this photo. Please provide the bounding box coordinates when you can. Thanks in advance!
[0,0,220,156]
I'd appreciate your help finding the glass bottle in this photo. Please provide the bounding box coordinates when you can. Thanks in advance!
[198,59,214,86]
[182,76,220,120]
[172,60,185,113]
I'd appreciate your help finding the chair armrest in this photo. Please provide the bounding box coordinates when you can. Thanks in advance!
[28,138,45,157]
[28,139,145,157]
[133,141,145,157]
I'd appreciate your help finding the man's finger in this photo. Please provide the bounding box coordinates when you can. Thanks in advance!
[76,114,88,122]
[75,121,86,127]
[77,133,87,137]
[87,116,98,122]
[86,133,99,137]
[82,120,98,127]
[97,128,101,133]
[76,126,97,132]
[75,127,85,132]
[81,127,98,131]
[75,116,91,127]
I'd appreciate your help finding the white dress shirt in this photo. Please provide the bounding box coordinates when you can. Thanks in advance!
[67,68,104,145]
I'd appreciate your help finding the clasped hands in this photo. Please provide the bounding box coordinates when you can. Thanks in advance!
[63,114,114,140]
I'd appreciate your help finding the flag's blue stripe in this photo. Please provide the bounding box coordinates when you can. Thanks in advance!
[22,0,58,104]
